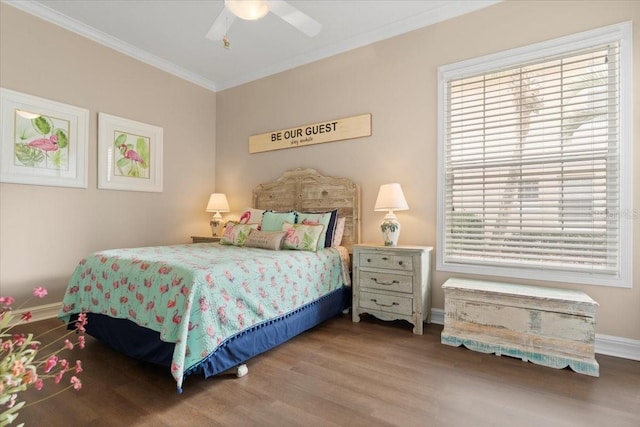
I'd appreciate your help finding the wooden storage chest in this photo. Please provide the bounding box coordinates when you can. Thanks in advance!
[441,278,599,376]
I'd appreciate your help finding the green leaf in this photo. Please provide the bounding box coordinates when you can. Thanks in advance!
[237,229,249,245]
[136,137,149,168]
[14,143,45,167]
[17,125,34,141]
[114,133,127,147]
[32,116,52,135]
[302,232,314,250]
[50,149,65,168]
[54,128,69,149]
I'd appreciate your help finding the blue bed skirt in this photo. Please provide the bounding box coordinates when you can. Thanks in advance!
[74,286,348,384]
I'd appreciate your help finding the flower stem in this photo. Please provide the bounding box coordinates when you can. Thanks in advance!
[21,384,75,409]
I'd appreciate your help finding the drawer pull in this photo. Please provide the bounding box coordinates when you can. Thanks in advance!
[371,299,399,308]
[381,257,389,261]
[371,278,399,286]
[367,258,371,263]
[398,261,403,266]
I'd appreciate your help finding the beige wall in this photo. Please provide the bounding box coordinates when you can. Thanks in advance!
[216,0,640,340]
[0,5,217,303]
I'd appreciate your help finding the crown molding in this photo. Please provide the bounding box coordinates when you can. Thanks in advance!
[4,0,500,92]
[3,0,218,92]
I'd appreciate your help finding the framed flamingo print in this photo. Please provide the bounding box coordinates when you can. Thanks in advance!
[98,113,163,192]
[0,88,89,188]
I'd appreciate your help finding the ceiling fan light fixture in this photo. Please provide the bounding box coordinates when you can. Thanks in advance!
[225,0,269,21]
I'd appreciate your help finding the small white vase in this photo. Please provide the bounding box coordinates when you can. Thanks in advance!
[380,217,401,246]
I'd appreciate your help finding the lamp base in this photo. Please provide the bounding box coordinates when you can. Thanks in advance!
[210,220,222,237]
[210,212,223,237]
[380,214,401,246]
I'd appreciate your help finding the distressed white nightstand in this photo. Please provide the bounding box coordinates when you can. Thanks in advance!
[352,244,433,335]
[191,236,221,243]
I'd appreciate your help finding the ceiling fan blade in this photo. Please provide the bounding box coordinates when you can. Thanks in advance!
[205,6,237,41]
[268,0,322,37]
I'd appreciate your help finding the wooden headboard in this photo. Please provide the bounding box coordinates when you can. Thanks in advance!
[253,168,361,253]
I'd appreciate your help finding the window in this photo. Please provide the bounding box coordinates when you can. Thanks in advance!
[437,23,632,287]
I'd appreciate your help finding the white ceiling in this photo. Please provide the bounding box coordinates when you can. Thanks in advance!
[6,0,501,92]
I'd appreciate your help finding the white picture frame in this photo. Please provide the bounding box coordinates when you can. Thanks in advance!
[0,88,89,188]
[98,112,163,192]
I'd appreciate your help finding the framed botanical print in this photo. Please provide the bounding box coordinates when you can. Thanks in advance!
[98,112,163,192]
[0,88,89,188]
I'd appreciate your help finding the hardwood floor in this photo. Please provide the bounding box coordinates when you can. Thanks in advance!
[12,314,640,426]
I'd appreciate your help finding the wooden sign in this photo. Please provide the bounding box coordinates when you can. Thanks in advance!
[249,113,371,154]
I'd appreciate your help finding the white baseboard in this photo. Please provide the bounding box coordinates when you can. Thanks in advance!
[594,334,640,361]
[13,303,640,362]
[429,308,640,362]
[430,308,445,325]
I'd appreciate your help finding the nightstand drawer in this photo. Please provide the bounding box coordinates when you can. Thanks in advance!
[358,252,413,272]
[359,271,413,293]
[359,291,413,316]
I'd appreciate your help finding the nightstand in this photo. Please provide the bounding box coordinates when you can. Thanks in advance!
[352,244,433,335]
[191,236,221,243]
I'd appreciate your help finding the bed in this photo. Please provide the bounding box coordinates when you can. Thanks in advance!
[58,168,361,392]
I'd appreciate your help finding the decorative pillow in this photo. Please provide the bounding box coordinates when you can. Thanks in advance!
[261,210,297,232]
[220,222,257,246]
[295,209,338,249]
[281,222,325,252]
[244,230,286,250]
[238,207,265,226]
[331,217,346,247]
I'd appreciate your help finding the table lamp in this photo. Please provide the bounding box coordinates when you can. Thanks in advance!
[374,183,409,246]
[206,193,230,236]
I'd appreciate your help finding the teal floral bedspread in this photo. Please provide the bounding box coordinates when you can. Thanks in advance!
[59,243,346,390]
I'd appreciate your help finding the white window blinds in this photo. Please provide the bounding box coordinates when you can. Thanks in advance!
[437,23,632,287]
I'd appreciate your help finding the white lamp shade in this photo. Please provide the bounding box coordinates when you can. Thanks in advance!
[374,183,409,212]
[206,193,230,213]
[226,0,269,20]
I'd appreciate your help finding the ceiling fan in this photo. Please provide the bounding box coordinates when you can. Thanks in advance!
[206,0,322,49]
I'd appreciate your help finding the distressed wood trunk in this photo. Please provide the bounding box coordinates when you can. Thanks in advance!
[441,278,599,377]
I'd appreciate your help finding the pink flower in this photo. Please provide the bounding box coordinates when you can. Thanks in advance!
[54,370,64,384]
[70,376,82,390]
[23,369,37,385]
[33,287,48,298]
[0,286,87,419]
[12,334,26,346]
[11,360,25,377]
[44,355,58,373]
[0,296,15,306]
[75,313,88,333]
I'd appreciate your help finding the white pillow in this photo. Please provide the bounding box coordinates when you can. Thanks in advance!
[332,217,346,247]
[238,208,265,226]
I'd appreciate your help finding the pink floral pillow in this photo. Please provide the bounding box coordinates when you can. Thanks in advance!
[221,222,258,246]
[281,222,324,252]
